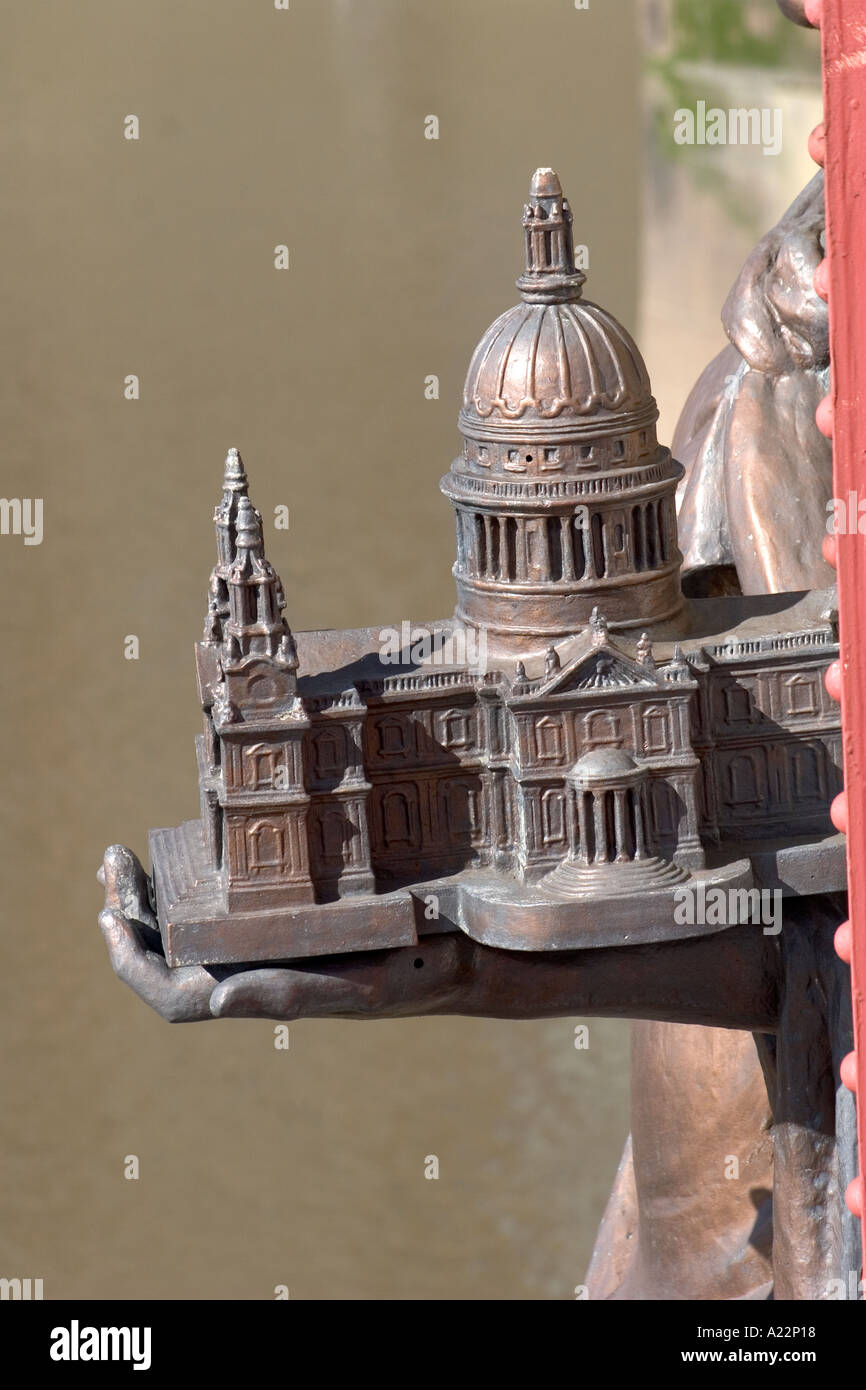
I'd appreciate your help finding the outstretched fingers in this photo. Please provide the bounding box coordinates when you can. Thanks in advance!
[99,844,159,941]
[98,843,218,1023]
[97,909,213,1022]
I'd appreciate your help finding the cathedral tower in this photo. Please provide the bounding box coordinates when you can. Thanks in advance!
[196,451,313,911]
[440,169,684,646]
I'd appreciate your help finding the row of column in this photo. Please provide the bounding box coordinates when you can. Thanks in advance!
[457,500,673,585]
[566,785,651,865]
[524,223,569,274]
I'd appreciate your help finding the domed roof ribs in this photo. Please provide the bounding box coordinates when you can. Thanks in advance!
[590,304,653,395]
[470,308,521,418]
[495,304,532,417]
[527,308,544,412]
[564,309,604,412]
[458,170,658,430]
[553,306,572,405]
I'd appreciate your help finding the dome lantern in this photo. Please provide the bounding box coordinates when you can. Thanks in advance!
[516,167,586,304]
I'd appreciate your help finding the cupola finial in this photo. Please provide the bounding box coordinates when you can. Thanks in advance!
[516,168,585,304]
[222,446,248,494]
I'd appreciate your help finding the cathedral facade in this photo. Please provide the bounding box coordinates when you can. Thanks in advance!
[150,170,843,966]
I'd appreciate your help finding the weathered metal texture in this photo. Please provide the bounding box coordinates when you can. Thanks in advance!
[674,171,832,594]
[594,0,859,1303]
[146,171,845,969]
[100,128,859,1300]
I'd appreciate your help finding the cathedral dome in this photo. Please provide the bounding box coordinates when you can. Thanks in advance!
[570,748,643,787]
[460,298,655,440]
[440,169,683,645]
[456,167,658,470]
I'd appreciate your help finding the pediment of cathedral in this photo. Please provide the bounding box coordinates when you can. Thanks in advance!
[532,641,661,698]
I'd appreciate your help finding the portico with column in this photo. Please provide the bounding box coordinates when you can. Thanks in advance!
[544,748,688,897]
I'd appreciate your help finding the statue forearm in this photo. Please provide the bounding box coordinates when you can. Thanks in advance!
[450,925,780,1031]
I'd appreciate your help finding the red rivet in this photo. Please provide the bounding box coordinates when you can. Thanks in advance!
[841,1051,858,1092]
[825,660,842,701]
[816,395,834,437]
[804,0,823,26]
[831,791,848,834]
[822,532,838,569]
[835,920,852,964]
[808,121,826,167]
[846,1177,863,1219]
[814,258,830,301]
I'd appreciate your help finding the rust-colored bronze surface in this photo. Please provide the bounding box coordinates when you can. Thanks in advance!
[138,172,843,975]
[102,146,856,1299]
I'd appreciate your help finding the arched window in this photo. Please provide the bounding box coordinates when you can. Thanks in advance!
[789,744,822,801]
[440,779,478,842]
[317,808,345,859]
[441,710,471,748]
[723,684,754,725]
[642,706,669,753]
[785,675,817,717]
[378,717,409,758]
[249,821,283,870]
[541,788,565,845]
[381,787,420,849]
[535,716,563,761]
[244,744,279,789]
[727,754,761,806]
[583,710,621,747]
[314,729,343,779]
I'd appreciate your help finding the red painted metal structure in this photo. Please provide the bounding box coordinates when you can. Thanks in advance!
[816,0,866,1237]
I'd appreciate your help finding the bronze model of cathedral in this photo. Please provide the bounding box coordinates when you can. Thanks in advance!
[150,169,845,968]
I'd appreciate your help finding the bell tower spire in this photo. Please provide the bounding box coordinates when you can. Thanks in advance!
[224,493,294,666]
[205,447,249,644]
[516,167,585,304]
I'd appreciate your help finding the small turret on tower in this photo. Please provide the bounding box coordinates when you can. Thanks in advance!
[203,449,298,677]
[516,167,586,304]
[224,494,295,666]
[205,447,250,644]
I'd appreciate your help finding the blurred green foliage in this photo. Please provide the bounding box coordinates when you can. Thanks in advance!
[664,0,814,69]
[645,0,818,228]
